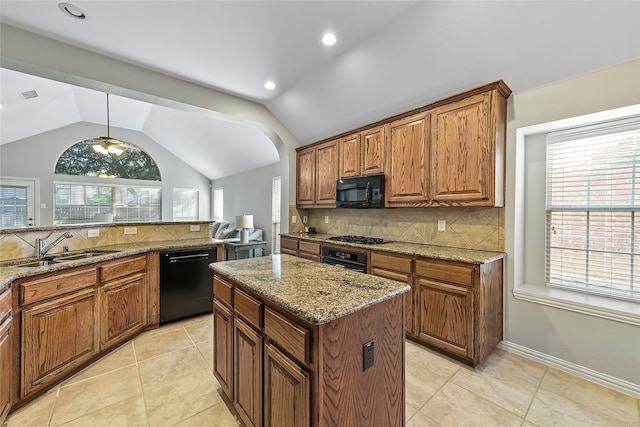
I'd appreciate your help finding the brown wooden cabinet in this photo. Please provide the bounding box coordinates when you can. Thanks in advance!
[413,257,503,366]
[264,342,310,427]
[280,236,299,256]
[296,139,338,208]
[370,251,414,336]
[98,273,146,351]
[21,287,97,397]
[213,299,233,398]
[386,113,430,205]
[298,241,321,262]
[430,90,506,206]
[234,318,262,427]
[0,288,12,424]
[339,126,386,179]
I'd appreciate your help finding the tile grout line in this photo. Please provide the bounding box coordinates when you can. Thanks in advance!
[520,365,549,426]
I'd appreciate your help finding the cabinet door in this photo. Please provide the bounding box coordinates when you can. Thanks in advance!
[280,237,299,256]
[234,318,262,427]
[371,268,414,336]
[430,92,492,204]
[315,140,339,206]
[0,306,11,423]
[21,288,97,397]
[339,133,360,178]
[415,278,473,359]
[386,113,429,205]
[361,125,385,175]
[264,342,310,427]
[213,300,233,398]
[99,273,147,350]
[296,147,316,206]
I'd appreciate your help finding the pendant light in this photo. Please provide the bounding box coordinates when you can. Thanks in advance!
[92,93,124,156]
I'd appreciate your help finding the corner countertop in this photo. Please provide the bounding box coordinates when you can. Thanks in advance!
[211,254,410,325]
[0,238,225,292]
[281,233,505,264]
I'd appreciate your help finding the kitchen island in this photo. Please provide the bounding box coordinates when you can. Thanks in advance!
[211,254,410,427]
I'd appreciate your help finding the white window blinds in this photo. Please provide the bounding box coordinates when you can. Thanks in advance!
[545,116,640,301]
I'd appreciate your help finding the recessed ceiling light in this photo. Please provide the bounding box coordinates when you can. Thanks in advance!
[58,3,86,19]
[264,81,276,90]
[322,33,337,46]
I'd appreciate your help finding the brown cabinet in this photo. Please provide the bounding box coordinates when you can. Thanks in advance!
[234,318,262,427]
[296,139,338,208]
[370,251,414,336]
[430,90,506,206]
[264,342,310,427]
[280,236,299,256]
[98,273,146,351]
[21,287,97,397]
[213,299,233,398]
[413,257,503,366]
[298,241,321,262]
[0,288,12,424]
[386,113,430,205]
[339,126,386,179]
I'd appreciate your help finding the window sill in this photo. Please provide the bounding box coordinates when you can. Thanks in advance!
[513,283,640,326]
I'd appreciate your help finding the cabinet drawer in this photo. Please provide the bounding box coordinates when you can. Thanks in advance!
[280,237,298,253]
[0,288,10,320]
[234,288,261,330]
[99,255,146,282]
[20,268,96,305]
[264,307,310,365]
[299,241,320,257]
[214,276,233,307]
[415,258,475,286]
[371,267,410,284]
[371,252,412,274]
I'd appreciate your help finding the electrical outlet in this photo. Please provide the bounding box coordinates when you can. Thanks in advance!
[190,225,201,232]
[324,215,329,224]
[303,216,308,223]
[292,215,297,224]
[124,227,137,235]
[363,339,374,371]
[87,229,100,238]
[438,219,446,231]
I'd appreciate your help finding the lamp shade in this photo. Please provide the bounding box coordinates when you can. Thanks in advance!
[236,215,253,229]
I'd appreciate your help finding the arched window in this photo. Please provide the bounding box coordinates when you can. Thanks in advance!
[55,139,161,181]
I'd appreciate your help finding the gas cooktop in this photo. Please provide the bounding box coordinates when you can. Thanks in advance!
[327,235,387,245]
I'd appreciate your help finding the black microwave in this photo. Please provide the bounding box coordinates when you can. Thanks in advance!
[336,174,385,208]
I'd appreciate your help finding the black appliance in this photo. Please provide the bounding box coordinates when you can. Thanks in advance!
[336,174,385,208]
[328,235,387,245]
[160,247,216,325]
[322,245,367,273]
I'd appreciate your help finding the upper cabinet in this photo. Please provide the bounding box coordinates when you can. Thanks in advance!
[296,139,338,208]
[339,125,386,179]
[296,80,511,209]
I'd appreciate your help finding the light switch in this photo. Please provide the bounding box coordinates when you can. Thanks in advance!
[438,220,446,231]
[124,227,137,235]
[325,216,329,224]
[87,229,100,238]
[292,215,297,224]
[190,225,201,232]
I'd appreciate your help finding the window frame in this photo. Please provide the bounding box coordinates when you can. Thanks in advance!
[513,104,640,326]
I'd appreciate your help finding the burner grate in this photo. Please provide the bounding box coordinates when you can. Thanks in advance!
[328,235,386,245]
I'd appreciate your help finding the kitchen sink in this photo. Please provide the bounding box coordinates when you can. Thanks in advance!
[53,249,121,261]
[11,258,63,268]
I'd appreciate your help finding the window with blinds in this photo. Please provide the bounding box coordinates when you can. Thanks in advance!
[545,116,640,301]
[272,176,281,254]
[54,183,161,224]
[173,188,199,221]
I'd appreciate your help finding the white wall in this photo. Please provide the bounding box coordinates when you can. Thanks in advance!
[212,161,288,255]
[505,59,640,391]
[0,122,211,225]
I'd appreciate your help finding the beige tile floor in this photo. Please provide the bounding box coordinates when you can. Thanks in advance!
[5,314,639,427]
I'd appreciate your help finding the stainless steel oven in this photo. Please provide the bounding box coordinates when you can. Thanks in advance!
[322,245,367,273]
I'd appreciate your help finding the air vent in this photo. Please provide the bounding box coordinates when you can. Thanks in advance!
[21,90,38,100]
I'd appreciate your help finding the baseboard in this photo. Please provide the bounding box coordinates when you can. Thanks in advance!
[498,341,640,398]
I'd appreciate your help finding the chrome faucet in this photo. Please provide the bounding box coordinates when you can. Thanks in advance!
[36,231,73,258]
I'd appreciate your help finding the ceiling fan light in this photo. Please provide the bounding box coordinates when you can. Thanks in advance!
[107,145,123,156]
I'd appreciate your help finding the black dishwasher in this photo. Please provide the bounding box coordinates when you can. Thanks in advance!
[160,247,216,325]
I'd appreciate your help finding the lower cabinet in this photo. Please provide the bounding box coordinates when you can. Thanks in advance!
[0,288,12,424]
[234,318,262,427]
[298,241,321,262]
[370,251,413,336]
[213,300,234,398]
[279,236,299,256]
[21,288,97,397]
[99,273,147,350]
[263,342,310,427]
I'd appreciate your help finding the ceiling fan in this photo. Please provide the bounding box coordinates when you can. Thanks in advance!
[88,93,140,156]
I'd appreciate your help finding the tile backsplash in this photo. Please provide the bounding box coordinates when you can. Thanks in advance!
[289,205,504,252]
[0,223,213,262]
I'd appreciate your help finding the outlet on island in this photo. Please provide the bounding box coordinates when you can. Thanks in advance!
[363,339,374,371]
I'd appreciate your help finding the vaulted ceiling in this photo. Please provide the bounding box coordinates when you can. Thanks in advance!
[1,1,639,180]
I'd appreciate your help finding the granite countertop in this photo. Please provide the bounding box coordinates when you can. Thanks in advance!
[0,237,225,291]
[211,254,410,325]
[282,233,505,264]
